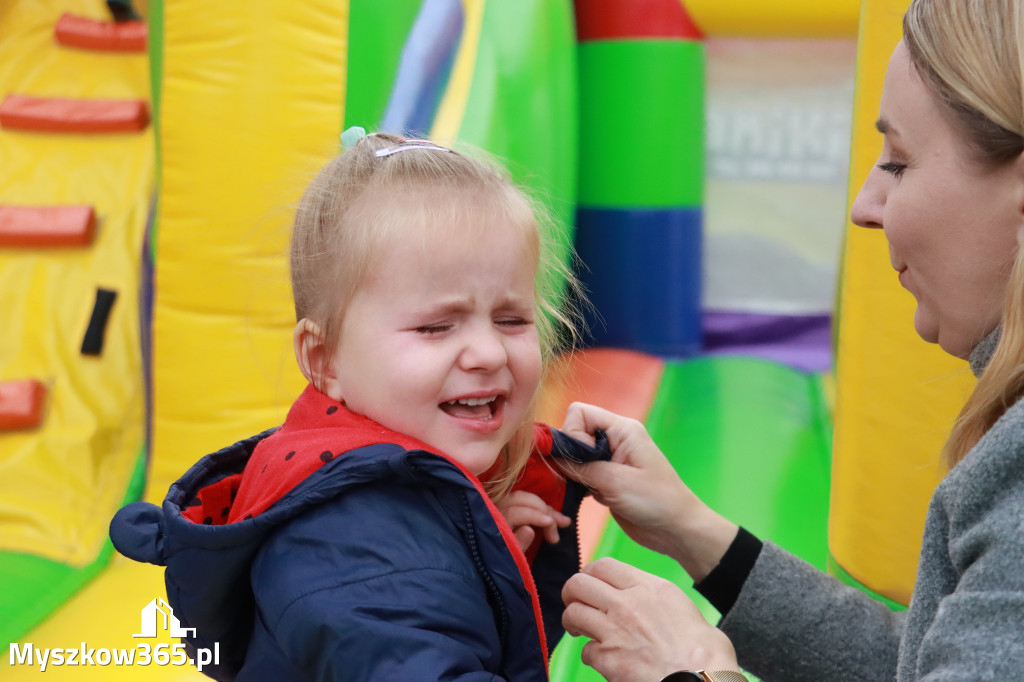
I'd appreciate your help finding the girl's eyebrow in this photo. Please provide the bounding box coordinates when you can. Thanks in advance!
[412,294,533,317]
[413,298,473,317]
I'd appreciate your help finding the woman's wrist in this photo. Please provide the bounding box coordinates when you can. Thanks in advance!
[660,670,748,682]
[665,502,739,583]
[658,624,742,680]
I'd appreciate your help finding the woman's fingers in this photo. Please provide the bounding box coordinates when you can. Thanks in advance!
[580,556,649,590]
[562,564,617,612]
[563,402,658,466]
[561,560,656,632]
[560,401,602,445]
[563,401,647,458]
[561,570,621,641]
[565,558,677,616]
[562,402,622,437]
[563,559,741,681]
[562,599,609,640]
[568,459,638,498]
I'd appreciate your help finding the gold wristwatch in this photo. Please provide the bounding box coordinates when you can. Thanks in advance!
[659,671,749,682]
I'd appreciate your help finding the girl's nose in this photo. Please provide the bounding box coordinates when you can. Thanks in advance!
[850,165,885,230]
[459,324,508,372]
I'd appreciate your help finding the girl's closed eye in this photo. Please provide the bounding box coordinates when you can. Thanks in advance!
[496,317,531,329]
[414,322,453,335]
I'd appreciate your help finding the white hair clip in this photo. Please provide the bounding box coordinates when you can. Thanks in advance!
[375,142,453,157]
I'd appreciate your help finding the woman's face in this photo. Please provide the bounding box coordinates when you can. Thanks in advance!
[850,41,1021,358]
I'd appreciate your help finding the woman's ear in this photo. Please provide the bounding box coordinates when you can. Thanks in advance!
[294,318,344,401]
[1015,152,1024,247]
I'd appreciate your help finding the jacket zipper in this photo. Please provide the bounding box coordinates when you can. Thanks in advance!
[460,491,510,655]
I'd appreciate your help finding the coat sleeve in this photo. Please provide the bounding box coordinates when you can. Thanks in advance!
[248,483,512,681]
[720,542,904,682]
[721,405,1024,682]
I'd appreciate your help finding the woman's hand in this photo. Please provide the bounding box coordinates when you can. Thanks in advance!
[496,490,570,551]
[561,402,737,581]
[562,557,740,682]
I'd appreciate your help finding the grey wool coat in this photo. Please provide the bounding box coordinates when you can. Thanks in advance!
[720,329,1024,681]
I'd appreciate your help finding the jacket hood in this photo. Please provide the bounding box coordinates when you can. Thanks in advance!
[111,430,437,679]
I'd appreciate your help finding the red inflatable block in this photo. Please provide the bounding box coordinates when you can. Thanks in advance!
[0,380,47,430]
[0,205,97,247]
[55,13,147,52]
[574,0,704,41]
[0,94,150,133]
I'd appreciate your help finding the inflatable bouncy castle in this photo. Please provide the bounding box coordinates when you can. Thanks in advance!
[0,1,974,679]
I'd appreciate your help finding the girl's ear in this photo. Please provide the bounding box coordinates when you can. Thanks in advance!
[294,318,344,402]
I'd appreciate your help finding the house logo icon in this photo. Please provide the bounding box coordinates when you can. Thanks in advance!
[133,597,197,638]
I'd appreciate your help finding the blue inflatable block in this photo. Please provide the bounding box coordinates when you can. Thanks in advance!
[575,207,702,357]
[381,0,463,136]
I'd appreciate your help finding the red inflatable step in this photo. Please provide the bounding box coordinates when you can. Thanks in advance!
[0,94,150,133]
[54,13,147,52]
[0,380,47,430]
[574,0,704,40]
[0,205,97,247]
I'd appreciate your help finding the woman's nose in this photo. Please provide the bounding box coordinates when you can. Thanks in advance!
[850,166,885,230]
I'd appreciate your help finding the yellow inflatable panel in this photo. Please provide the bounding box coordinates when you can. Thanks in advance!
[5,556,210,681]
[8,0,349,671]
[830,0,975,605]
[147,0,348,503]
[0,0,151,565]
[684,0,860,38]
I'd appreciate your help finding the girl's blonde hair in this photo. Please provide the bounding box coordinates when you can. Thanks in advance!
[291,132,581,498]
[903,0,1024,466]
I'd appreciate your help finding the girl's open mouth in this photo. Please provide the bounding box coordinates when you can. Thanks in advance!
[440,395,503,421]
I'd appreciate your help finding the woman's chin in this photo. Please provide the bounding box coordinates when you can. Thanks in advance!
[913,310,940,346]
[919,317,974,360]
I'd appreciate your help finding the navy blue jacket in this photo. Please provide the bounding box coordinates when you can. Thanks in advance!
[110,386,609,681]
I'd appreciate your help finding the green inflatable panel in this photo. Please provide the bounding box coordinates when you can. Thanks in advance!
[577,40,704,209]
[344,0,423,131]
[456,0,578,268]
[550,356,833,681]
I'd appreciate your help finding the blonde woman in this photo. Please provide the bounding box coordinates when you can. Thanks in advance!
[561,0,1024,680]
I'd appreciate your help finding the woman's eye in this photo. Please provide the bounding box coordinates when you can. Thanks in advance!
[878,161,906,179]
